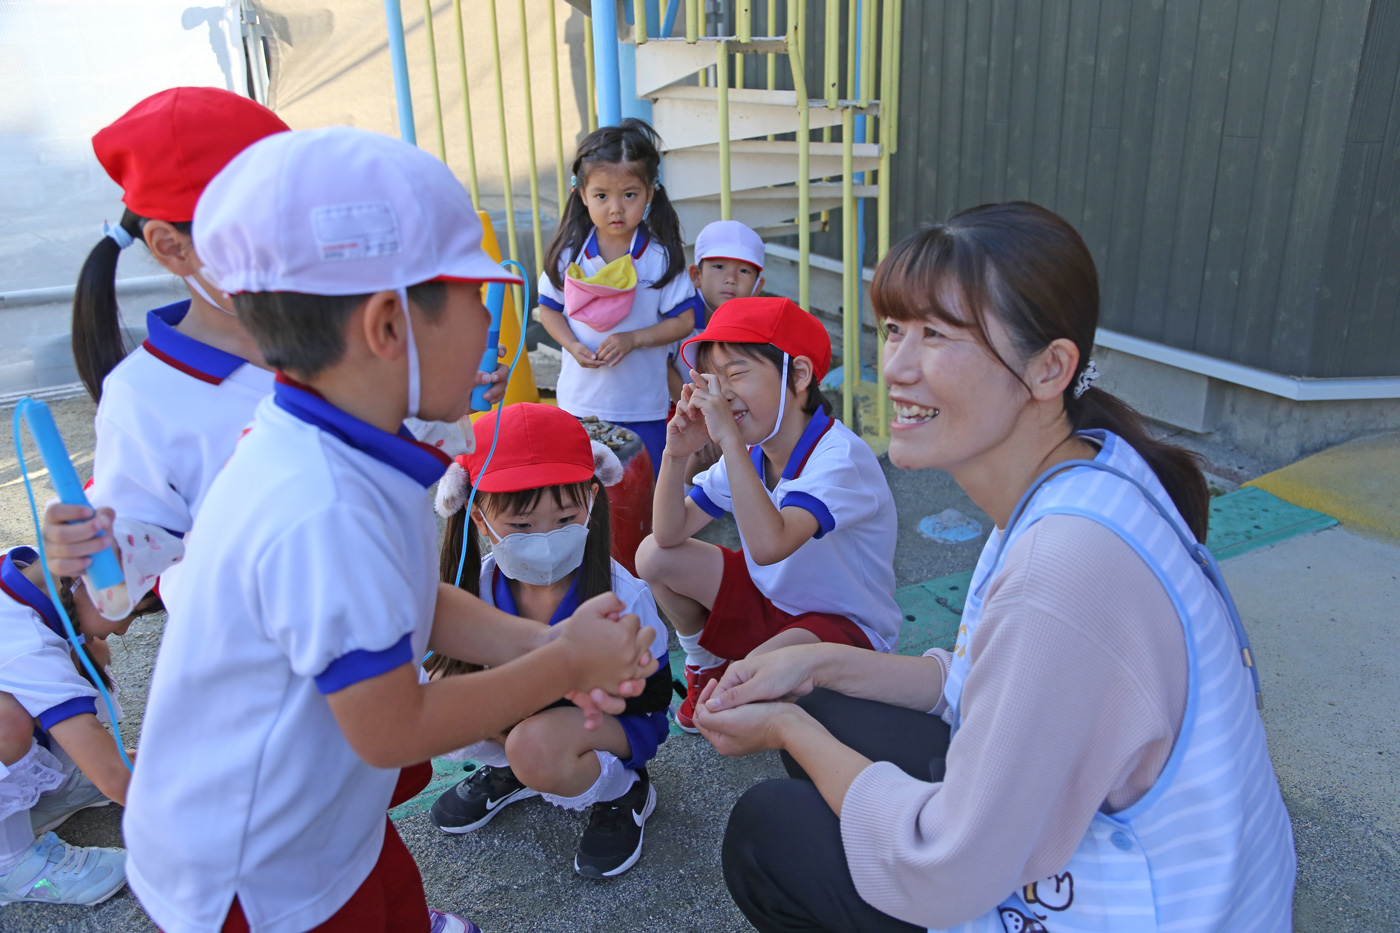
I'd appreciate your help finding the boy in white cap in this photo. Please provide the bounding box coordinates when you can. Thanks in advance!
[121,127,658,933]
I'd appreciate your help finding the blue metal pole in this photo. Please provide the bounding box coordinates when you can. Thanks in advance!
[383,0,417,144]
[620,1,657,121]
[591,0,622,127]
[661,0,680,38]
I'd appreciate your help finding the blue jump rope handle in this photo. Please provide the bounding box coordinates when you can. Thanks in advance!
[21,401,125,592]
[471,282,507,412]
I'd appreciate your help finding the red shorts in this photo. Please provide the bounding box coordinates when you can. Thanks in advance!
[390,762,433,809]
[218,818,427,933]
[697,546,873,661]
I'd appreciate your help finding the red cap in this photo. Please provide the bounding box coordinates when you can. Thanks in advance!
[678,296,832,382]
[92,87,290,223]
[462,404,594,493]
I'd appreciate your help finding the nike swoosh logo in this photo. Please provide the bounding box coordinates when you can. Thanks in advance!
[632,808,646,827]
[485,795,513,811]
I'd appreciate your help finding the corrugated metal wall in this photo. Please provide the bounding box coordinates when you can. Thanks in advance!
[802,0,1398,379]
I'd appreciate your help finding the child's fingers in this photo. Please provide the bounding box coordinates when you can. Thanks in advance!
[44,500,93,524]
[578,591,626,617]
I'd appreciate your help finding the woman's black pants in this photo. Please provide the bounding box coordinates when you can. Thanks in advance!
[721,688,952,933]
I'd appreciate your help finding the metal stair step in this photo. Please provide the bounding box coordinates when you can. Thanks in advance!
[635,36,790,97]
[674,185,879,239]
[663,141,880,200]
[651,88,880,151]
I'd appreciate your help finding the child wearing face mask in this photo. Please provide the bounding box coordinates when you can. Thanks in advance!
[427,404,672,879]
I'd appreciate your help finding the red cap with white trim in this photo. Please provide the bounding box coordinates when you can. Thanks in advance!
[679,296,831,382]
[464,404,594,493]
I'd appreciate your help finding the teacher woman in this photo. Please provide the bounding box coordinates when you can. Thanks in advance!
[694,202,1296,933]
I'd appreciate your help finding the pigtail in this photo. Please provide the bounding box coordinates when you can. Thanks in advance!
[426,506,486,679]
[643,183,686,289]
[542,183,595,292]
[577,483,613,604]
[72,209,143,402]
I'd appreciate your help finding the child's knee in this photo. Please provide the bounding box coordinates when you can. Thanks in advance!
[0,693,35,765]
[634,534,669,584]
[505,716,573,789]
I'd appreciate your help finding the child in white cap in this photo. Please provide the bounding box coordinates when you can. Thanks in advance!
[119,127,658,933]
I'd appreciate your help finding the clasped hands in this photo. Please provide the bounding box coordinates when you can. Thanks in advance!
[692,647,823,758]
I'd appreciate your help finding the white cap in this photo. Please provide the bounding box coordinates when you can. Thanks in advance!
[694,219,764,271]
[193,126,522,296]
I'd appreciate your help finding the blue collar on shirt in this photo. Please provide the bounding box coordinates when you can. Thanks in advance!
[0,547,64,638]
[272,375,452,489]
[142,301,249,385]
[582,226,650,261]
[749,406,835,482]
[492,566,580,627]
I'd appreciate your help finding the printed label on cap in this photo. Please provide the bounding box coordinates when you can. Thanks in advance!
[313,203,402,261]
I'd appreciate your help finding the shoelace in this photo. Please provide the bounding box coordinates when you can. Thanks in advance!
[47,841,93,877]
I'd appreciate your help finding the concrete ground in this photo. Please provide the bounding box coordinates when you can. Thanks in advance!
[2,397,1396,931]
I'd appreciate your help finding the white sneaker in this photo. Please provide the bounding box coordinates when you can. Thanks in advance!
[429,908,481,933]
[0,832,127,906]
[29,770,112,835]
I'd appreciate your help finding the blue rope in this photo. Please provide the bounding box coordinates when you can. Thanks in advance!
[12,400,134,771]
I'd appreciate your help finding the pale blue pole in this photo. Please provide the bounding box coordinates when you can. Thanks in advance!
[383,0,417,144]
[591,0,622,126]
[619,1,656,122]
[661,0,680,37]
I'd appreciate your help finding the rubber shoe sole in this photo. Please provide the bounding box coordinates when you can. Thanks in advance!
[431,786,539,835]
[574,783,656,879]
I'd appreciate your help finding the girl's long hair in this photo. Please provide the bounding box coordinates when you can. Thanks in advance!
[871,202,1209,541]
[426,479,614,678]
[542,118,685,292]
[72,210,192,402]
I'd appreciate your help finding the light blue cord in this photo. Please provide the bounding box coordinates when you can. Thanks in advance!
[424,262,531,663]
[12,401,134,771]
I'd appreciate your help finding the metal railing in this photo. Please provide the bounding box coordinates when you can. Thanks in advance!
[380,0,901,438]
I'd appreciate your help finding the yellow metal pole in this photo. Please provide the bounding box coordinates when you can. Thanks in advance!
[789,21,811,312]
[875,0,895,437]
[889,0,902,150]
[861,0,876,108]
[635,0,648,44]
[841,106,855,427]
[487,0,519,265]
[766,0,777,84]
[736,0,751,41]
[736,52,745,90]
[718,40,731,221]
[583,14,598,131]
[846,0,857,101]
[548,0,567,217]
[422,0,447,160]
[516,0,544,278]
[824,0,839,108]
[686,0,698,43]
[450,0,481,206]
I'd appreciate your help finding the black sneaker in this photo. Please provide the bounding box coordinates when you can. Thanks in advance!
[429,764,539,834]
[574,768,656,878]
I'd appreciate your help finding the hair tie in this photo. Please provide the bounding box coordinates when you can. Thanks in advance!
[103,221,134,250]
[654,169,663,190]
[1073,358,1099,399]
[569,174,577,192]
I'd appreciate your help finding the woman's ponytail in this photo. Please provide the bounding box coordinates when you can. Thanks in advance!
[72,209,142,402]
[1068,387,1209,542]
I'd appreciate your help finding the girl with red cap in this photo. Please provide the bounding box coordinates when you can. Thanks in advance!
[428,404,672,879]
[636,297,902,732]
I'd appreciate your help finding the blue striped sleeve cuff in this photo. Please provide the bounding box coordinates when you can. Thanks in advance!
[780,491,836,538]
[539,294,564,312]
[38,697,97,731]
[314,633,413,694]
[662,293,699,319]
[689,485,728,519]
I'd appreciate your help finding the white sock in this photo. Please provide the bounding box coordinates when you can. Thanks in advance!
[541,750,638,811]
[0,743,65,873]
[677,630,724,671]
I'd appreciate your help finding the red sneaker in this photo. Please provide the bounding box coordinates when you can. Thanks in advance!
[676,661,729,733]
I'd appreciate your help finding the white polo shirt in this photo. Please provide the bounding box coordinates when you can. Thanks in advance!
[123,378,449,933]
[538,226,698,423]
[91,301,273,597]
[0,548,99,731]
[689,408,902,652]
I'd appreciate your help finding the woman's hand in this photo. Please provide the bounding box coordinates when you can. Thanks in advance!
[703,644,824,713]
[694,688,807,757]
[687,371,742,450]
[664,383,715,460]
[594,330,639,367]
[42,502,120,577]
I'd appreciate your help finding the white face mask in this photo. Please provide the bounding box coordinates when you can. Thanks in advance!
[481,496,593,586]
[185,274,237,316]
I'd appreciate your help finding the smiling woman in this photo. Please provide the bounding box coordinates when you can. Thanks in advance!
[694,203,1297,933]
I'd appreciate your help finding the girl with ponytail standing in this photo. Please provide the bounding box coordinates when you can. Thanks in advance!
[44,87,288,611]
[536,119,699,474]
[697,203,1295,933]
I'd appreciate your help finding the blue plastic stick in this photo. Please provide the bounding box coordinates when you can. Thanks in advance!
[471,282,507,412]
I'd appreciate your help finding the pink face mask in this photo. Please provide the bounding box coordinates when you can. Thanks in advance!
[563,254,638,332]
